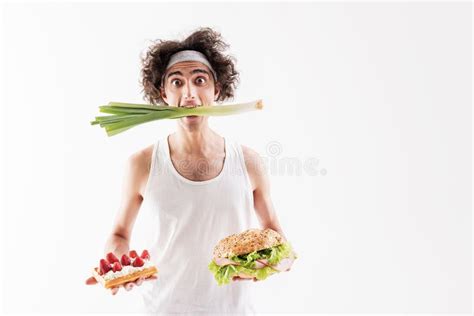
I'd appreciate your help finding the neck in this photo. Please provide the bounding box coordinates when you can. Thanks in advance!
[171,123,221,155]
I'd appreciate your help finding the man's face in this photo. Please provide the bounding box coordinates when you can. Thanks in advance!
[161,61,219,127]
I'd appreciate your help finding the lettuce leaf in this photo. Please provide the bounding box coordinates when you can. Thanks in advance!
[267,242,292,265]
[208,261,278,285]
[208,242,294,285]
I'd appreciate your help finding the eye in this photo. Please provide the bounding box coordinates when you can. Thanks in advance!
[195,77,206,85]
[171,79,182,87]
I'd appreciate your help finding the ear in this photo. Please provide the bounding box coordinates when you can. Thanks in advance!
[160,85,168,104]
[214,84,221,101]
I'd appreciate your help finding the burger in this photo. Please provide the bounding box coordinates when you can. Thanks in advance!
[208,228,297,285]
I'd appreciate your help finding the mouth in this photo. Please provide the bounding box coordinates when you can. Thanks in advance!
[181,104,202,108]
[179,105,202,121]
[181,114,200,121]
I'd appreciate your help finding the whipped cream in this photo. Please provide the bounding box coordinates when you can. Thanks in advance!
[103,260,154,281]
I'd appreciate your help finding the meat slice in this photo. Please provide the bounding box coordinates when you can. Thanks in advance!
[271,257,294,272]
[214,257,239,266]
[254,260,267,269]
[236,273,254,279]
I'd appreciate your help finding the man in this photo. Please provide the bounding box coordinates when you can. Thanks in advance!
[86,27,290,314]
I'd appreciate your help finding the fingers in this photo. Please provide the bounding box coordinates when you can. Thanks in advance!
[145,275,158,281]
[124,277,143,291]
[124,282,135,291]
[135,277,145,286]
[232,276,259,282]
[85,276,98,285]
[232,276,250,282]
[134,275,157,285]
[110,287,119,295]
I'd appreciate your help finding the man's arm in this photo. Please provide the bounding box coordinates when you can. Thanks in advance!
[86,148,153,294]
[105,149,151,257]
[232,146,289,283]
[242,146,286,241]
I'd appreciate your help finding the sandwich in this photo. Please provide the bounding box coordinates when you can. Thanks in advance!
[209,228,296,285]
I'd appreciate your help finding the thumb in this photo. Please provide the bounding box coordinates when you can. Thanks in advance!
[85,276,98,285]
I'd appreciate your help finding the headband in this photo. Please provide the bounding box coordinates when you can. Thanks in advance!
[165,50,217,81]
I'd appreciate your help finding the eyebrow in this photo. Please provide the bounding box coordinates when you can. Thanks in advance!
[166,68,211,79]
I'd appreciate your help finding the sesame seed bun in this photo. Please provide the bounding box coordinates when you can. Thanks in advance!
[213,228,284,259]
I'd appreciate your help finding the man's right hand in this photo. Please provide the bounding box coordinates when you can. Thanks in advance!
[85,275,158,295]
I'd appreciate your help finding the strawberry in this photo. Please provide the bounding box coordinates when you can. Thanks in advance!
[141,249,150,260]
[129,250,138,259]
[133,256,144,267]
[106,252,119,264]
[121,254,131,266]
[112,261,122,272]
[99,259,111,275]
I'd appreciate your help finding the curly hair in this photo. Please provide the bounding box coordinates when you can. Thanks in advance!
[140,27,239,105]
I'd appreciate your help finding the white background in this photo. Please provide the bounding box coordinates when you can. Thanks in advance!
[0,1,471,314]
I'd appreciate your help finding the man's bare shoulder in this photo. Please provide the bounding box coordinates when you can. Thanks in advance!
[128,144,154,166]
[125,144,155,197]
[241,145,266,190]
[241,145,260,164]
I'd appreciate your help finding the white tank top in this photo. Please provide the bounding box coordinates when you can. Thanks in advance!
[140,135,256,315]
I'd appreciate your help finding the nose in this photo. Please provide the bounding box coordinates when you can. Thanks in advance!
[182,81,197,103]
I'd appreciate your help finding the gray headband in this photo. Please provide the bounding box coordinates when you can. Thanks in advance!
[165,50,217,81]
